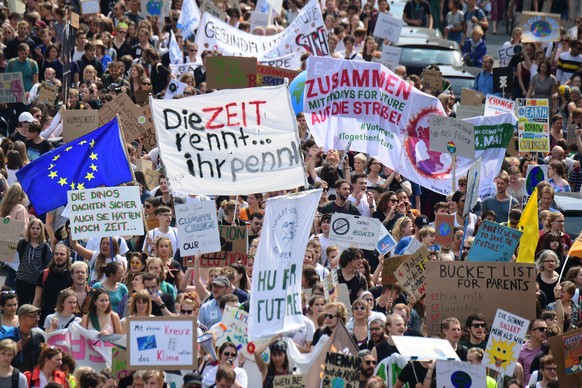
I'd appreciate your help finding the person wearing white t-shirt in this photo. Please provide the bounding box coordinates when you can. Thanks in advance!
[142,206,179,255]
[348,173,376,217]
[304,248,329,280]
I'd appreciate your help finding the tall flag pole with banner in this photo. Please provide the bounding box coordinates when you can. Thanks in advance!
[16,118,133,215]
[516,187,538,263]
[177,0,201,40]
[248,190,321,340]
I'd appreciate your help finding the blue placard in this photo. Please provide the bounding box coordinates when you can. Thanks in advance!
[467,221,523,262]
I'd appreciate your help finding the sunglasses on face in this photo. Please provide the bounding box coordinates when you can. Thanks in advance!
[324,313,338,319]
[472,323,486,328]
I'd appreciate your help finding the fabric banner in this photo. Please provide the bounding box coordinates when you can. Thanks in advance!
[248,190,321,340]
[194,0,328,70]
[150,84,305,195]
[177,0,201,39]
[304,57,516,196]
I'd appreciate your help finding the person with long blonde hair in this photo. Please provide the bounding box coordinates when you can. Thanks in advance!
[70,237,126,284]
[15,219,51,304]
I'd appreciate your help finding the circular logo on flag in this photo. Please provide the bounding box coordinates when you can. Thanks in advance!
[530,21,552,38]
[446,141,456,154]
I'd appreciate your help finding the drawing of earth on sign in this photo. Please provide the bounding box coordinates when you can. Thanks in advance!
[403,107,451,178]
[439,223,451,237]
[530,21,552,38]
[146,0,163,15]
[450,371,472,388]
[525,166,545,195]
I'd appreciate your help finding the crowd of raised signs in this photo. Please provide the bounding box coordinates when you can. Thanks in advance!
[0,0,581,388]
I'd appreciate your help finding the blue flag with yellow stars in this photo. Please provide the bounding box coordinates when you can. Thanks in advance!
[17,117,133,215]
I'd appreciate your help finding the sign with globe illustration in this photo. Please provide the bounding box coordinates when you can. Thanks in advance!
[521,12,561,42]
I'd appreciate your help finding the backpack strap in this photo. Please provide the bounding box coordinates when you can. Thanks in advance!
[42,268,50,286]
[12,368,20,388]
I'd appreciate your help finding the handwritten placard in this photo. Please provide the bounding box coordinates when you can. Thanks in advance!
[422,69,442,94]
[392,336,460,361]
[38,82,59,105]
[382,255,409,286]
[99,92,152,143]
[372,13,404,43]
[256,65,299,86]
[393,245,431,299]
[379,46,402,71]
[460,88,484,107]
[62,110,100,142]
[329,213,382,250]
[484,95,516,116]
[516,98,550,153]
[429,116,475,159]
[80,0,100,14]
[274,374,305,387]
[0,72,24,103]
[483,309,529,376]
[436,360,486,388]
[175,201,220,256]
[133,159,159,191]
[467,221,522,262]
[322,352,361,388]
[0,217,25,263]
[200,226,248,267]
[521,12,561,42]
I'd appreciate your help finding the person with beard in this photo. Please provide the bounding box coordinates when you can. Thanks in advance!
[31,243,73,329]
[320,179,361,215]
[358,349,377,387]
[247,213,263,246]
[460,313,488,350]
[367,319,387,352]
[66,261,94,317]
[441,317,468,361]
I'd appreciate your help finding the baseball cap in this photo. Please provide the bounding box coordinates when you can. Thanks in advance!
[414,215,430,228]
[212,276,230,288]
[18,112,35,123]
[270,340,287,353]
[17,304,40,317]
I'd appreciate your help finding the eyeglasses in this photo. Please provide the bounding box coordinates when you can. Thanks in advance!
[364,360,377,365]
[458,182,466,186]
[388,198,398,202]
[353,306,367,311]
[181,309,194,314]
[1,290,16,294]
[471,323,486,328]
[142,82,151,85]
[545,367,557,371]
[370,327,383,331]
[144,204,152,209]
[532,327,547,332]
[118,30,127,34]
[324,313,339,319]
[223,351,237,357]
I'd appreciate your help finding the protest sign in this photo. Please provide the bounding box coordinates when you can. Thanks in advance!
[38,82,59,105]
[377,46,402,71]
[521,12,561,42]
[141,0,163,16]
[7,0,25,13]
[250,11,271,31]
[256,65,299,86]
[329,213,381,250]
[322,352,361,388]
[436,360,487,388]
[394,245,431,299]
[377,224,397,255]
[549,328,582,387]
[80,0,99,14]
[249,190,320,340]
[463,158,481,217]
[175,201,220,256]
[425,261,536,335]
[133,159,159,191]
[112,347,130,382]
[0,217,25,263]
[62,110,100,142]
[372,13,404,43]
[392,336,460,361]
[0,72,25,103]
[139,104,156,153]
[323,268,339,300]
[195,0,328,70]
[164,79,188,99]
[67,186,144,240]
[563,330,582,375]
[70,12,80,29]
[200,226,248,267]
[429,116,475,159]
[516,98,550,152]
[498,44,522,67]
[422,69,443,94]
[206,57,257,89]
[403,238,423,255]
[200,0,227,20]
[484,309,530,376]
[484,95,516,116]
[434,214,455,246]
[467,221,522,262]
[99,92,152,143]
[150,84,306,195]
[460,88,484,106]
[169,62,201,79]
[134,89,151,105]
[382,254,409,286]
[455,105,484,120]
[127,316,197,370]
[493,67,514,97]
[274,374,305,387]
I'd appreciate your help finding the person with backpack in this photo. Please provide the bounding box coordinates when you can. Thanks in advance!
[24,346,69,388]
[12,304,45,374]
[0,339,27,388]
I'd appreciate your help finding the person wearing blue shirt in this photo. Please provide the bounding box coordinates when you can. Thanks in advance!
[472,55,494,97]
[198,276,232,328]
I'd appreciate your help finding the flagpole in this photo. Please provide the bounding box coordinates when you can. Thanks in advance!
[557,254,570,283]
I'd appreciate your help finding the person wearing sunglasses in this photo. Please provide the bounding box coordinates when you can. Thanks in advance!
[460,312,488,350]
[311,302,351,347]
[519,319,548,384]
[358,349,377,386]
[202,341,248,388]
[347,299,371,350]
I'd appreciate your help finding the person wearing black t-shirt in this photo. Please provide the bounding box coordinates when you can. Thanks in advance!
[337,248,368,304]
[24,120,52,162]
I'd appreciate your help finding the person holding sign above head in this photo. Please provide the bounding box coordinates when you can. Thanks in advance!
[254,336,292,388]
[70,237,127,285]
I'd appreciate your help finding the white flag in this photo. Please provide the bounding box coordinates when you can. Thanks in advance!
[169,30,183,65]
[248,190,321,340]
[177,0,201,39]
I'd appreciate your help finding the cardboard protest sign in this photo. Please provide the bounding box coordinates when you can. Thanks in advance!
[322,352,361,388]
[256,65,299,86]
[80,0,100,14]
[0,217,25,263]
[274,374,305,387]
[493,67,514,97]
[394,245,431,299]
[248,190,320,340]
[111,347,130,382]
[329,213,381,250]
[127,316,197,370]
[377,46,402,71]
[549,328,582,387]
[517,98,550,152]
[138,104,156,153]
[429,116,475,159]
[99,92,152,143]
[175,201,220,256]
[467,221,522,262]
[563,330,582,375]
[62,110,100,142]
[422,69,443,94]
[133,159,159,191]
[38,82,59,105]
[484,95,516,116]
[206,57,257,90]
[381,255,409,286]
[0,72,25,103]
[484,309,530,376]
[377,224,397,255]
[67,187,144,240]
[201,226,248,267]
[425,261,536,335]
[436,360,487,388]
[323,268,339,300]
[70,12,80,29]
[392,336,460,361]
[498,44,522,67]
[521,12,561,42]
[373,13,404,43]
[435,214,455,246]
[460,88,484,106]
[150,84,305,195]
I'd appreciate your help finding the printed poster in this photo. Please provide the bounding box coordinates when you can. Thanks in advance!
[516,98,550,153]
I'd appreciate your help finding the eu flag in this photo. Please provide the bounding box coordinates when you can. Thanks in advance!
[17,117,133,215]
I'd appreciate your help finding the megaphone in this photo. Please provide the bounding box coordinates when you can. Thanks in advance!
[198,332,218,362]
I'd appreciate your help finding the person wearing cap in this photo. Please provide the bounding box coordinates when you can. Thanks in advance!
[254,336,292,387]
[183,372,203,388]
[198,275,233,328]
[9,112,34,143]
[13,304,45,373]
[393,215,430,255]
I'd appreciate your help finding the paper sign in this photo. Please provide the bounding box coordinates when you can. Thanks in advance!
[0,72,24,103]
[460,88,484,106]
[169,62,201,79]
[382,255,409,286]
[455,105,484,119]
[483,308,530,376]
[467,221,522,262]
[484,95,516,116]
[435,214,455,246]
[206,56,257,89]
[256,65,299,86]
[422,69,443,94]
[127,316,197,370]
[274,374,305,387]
[80,0,100,14]
[392,336,460,361]
[323,268,339,300]
[112,347,130,382]
[373,13,404,43]
[378,46,402,71]
[567,26,578,39]
[175,201,220,256]
[70,12,80,29]
[62,110,100,142]
[498,44,522,67]
[521,12,561,42]
[99,92,152,143]
[429,116,475,159]
[0,217,25,263]
[329,213,381,250]
[516,98,550,152]
[67,186,144,240]
[200,226,248,267]
[141,0,163,16]
[250,11,271,31]
[38,82,59,105]
[464,158,481,217]
[322,352,361,387]
[200,0,227,20]
[403,238,423,255]
[377,224,397,255]
[425,261,536,335]
[393,245,431,299]
[436,360,487,388]
[7,0,25,13]
[133,159,159,191]
[164,79,188,100]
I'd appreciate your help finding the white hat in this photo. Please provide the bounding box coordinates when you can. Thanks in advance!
[18,112,34,123]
